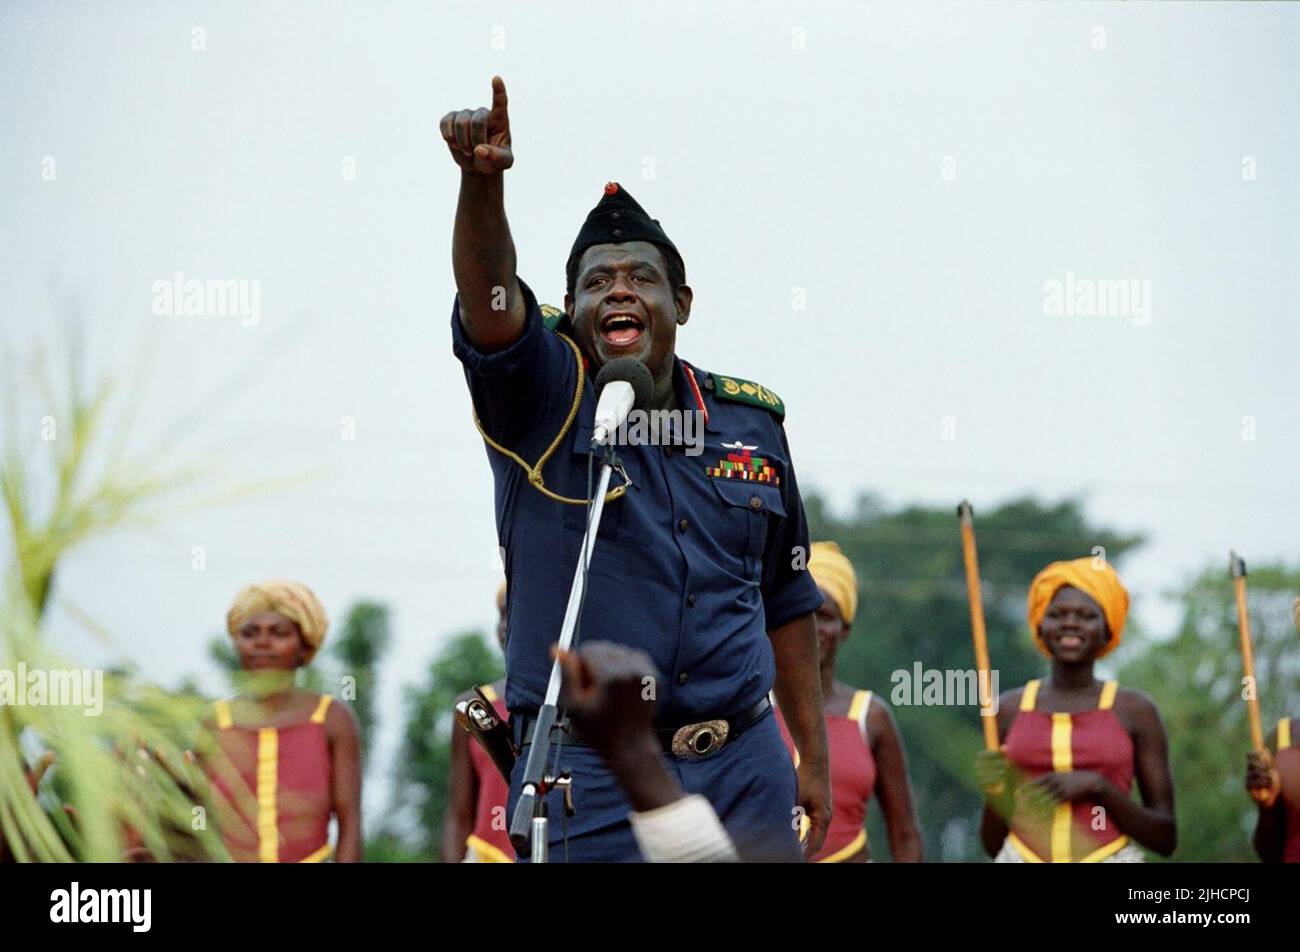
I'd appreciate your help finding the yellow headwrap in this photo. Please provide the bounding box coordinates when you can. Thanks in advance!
[808,541,858,626]
[226,579,329,664]
[1026,558,1129,659]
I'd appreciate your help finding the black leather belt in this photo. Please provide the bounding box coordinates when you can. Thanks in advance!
[513,696,771,761]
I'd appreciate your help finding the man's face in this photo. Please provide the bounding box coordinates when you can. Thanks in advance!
[566,241,686,380]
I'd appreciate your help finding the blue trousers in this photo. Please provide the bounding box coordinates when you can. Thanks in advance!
[506,707,802,863]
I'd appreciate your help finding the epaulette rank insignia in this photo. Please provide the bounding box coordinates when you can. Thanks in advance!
[711,374,785,419]
[540,304,567,332]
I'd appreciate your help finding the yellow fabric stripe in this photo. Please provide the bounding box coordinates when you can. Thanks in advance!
[214,699,233,730]
[1020,680,1040,712]
[847,689,870,722]
[817,828,868,864]
[299,842,333,863]
[465,834,515,863]
[1049,713,1073,771]
[1050,712,1072,863]
[1080,835,1130,863]
[310,694,333,725]
[256,728,279,863]
[481,684,499,704]
[1279,718,1292,750]
[1006,832,1045,863]
[1007,832,1129,864]
[848,689,871,745]
[1098,680,1118,710]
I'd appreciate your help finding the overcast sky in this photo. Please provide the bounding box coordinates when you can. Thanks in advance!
[3,1,1297,819]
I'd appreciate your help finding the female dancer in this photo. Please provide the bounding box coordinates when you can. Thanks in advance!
[202,579,362,862]
[1244,596,1300,862]
[976,558,1175,862]
[445,582,513,862]
[778,541,923,862]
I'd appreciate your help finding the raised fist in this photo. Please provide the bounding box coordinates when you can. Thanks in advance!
[1245,749,1281,806]
[554,641,660,755]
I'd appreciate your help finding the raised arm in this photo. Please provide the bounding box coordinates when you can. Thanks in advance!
[556,642,738,863]
[439,76,526,352]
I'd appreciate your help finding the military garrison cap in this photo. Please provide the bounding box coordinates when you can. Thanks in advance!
[566,182,684,282]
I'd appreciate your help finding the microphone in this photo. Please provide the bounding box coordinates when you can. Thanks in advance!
[591,357,654,447]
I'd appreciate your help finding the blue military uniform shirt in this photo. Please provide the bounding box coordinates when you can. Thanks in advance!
[452,279,823,725]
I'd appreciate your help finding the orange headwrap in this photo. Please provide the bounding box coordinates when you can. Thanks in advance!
[1026,557,1129,659]
[226,578,330,664]
[808,541,858,625]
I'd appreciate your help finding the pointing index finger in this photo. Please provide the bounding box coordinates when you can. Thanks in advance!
[490,76,509,122]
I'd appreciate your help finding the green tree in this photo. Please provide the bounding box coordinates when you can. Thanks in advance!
[806,493,1144,861]
[379,630,504,861]
[207,634,240,675]
[330,601,392,773]
[1,318,283,862]
[1119,560,1300,861]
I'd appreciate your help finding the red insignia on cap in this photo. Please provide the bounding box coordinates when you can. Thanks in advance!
[604,182,619,196]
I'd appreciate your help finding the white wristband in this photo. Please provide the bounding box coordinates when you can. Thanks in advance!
[629,794,739,863]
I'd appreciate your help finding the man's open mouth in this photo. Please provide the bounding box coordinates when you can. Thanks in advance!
[599,312,645,348]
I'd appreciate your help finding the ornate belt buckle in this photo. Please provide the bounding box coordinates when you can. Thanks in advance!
[671,719,730,759]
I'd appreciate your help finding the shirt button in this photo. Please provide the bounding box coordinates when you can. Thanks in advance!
[678,518,689,533]
[612,228,622,238]
[687,594,697,607]
[611,211,621,220]
[749,496,763,510]
[678,672,689,685]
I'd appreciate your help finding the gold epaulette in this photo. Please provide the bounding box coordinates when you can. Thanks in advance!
[711,373,785,419]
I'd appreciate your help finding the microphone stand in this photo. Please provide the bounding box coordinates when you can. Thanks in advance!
[508,437,628,862]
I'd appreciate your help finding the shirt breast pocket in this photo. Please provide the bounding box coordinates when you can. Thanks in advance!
[708,477,786,578]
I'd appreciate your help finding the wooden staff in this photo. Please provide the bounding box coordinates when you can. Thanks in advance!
[958,501,999,751]
[1231,550,1273,804]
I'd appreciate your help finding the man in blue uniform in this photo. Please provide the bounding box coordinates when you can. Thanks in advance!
[441,77,831,861]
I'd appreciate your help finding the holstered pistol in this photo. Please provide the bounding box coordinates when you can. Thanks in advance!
[454,686,518,784]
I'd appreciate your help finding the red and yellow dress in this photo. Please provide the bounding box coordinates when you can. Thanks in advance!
[1276,717,1300,863]
[464,684,514,863]
[777,689,876,863]
[1002,679,1134,863]
[207,694,335,863]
